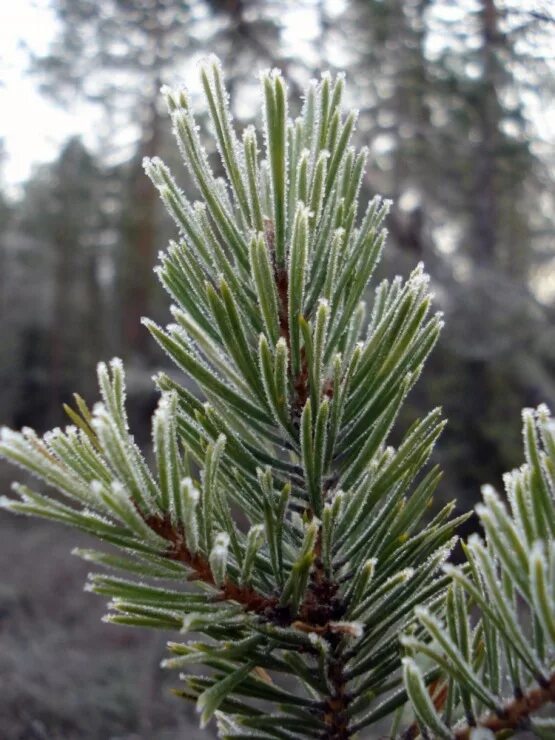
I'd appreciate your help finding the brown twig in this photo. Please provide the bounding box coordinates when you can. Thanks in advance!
[454,673,555,738]
[146,513,279,616]
[266,231,350,736]
[147,512,347,630]
[323,636,350,740]
[265,217,311,419]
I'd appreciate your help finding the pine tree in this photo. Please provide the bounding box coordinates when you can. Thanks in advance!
[1,58,553,738]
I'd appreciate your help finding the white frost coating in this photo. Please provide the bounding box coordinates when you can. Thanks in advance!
[469,729,495,740]
[21,426,40,441]
[110,357,124,372]
[214,532,230,548]
[43,427,66,445]
[308,631,329,652]
[181,477,201,554]
[467,533,484,551]
[91,401,105,417]
[209,532,230,586]
[0,427,19,444]
[522,407,535,421]
[480,484,498,501]
[536,402,551,420]
[90,480,104,496]
[414,605,432,621]
[182,477,200,502]
[330,620,364,638]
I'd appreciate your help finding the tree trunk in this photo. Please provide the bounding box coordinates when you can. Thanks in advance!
[473,0,500,266]
[122,91,161,359]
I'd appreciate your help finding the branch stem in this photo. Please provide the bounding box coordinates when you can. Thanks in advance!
[454,672,555,738]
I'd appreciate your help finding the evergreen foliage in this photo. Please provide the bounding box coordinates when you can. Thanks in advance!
[404,406,555,738]
[1,58,553,738]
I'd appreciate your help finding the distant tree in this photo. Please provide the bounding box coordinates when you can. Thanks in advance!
[31,0,204,356]
[0,140,17,425]
[326,0,555,503]
[0,139,10,226]
[205,0,310,103]
[16,138,109,419]
[421,0,555,492]
[205,0,281,81]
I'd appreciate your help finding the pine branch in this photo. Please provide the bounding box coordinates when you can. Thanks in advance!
[2,55,552,739]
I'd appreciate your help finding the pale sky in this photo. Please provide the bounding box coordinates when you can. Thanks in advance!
[0,0,341,194]
[0,0,552,194]
[0,1,96,189]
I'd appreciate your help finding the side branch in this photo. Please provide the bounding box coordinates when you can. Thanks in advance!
[147,514,346,634]
[454,673,555,738]
[147,513,279,615]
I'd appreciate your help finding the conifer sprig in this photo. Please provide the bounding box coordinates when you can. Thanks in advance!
[403,405,555,738]
[1,57,552,739]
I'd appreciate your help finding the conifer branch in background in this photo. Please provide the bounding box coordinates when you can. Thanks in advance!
[0,57,553,738]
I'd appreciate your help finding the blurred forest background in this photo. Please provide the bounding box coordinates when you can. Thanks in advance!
[0,0,554,737]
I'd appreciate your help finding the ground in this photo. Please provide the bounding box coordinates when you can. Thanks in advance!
[0,502,209,740]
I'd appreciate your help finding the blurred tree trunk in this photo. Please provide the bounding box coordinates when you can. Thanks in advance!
[84,240,103,388]
[123,93,162,358]
[14,139,105,423]
[473,0,500,267]
[50,222,72,416]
